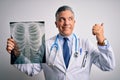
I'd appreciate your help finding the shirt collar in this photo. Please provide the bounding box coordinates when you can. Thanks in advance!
[58,33,73,42]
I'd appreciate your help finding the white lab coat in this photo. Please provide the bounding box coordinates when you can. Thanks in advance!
[14,34,115,80]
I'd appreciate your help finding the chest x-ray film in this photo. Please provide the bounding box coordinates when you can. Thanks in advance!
[10,21,46,64]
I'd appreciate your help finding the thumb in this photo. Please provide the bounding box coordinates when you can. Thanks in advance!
[101,23,104,26]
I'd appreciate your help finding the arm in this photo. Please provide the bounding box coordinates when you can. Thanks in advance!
[91,23,115,71]
[90,41,115,71]
[6,38,42,76]
[13,63,42,76]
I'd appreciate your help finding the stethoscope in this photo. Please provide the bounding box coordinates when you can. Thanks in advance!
[50,34,79,57]
[48,34,88,67]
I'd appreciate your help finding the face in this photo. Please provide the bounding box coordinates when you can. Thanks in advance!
[55,10,75,36]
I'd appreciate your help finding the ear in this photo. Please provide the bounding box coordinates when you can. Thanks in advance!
[55,21,58,28]
[74,20,76,23]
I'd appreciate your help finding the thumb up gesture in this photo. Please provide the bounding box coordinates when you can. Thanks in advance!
[92,23,106,45]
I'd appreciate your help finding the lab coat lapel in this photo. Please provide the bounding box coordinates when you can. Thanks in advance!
[54,39,66,73]
[68,38,76,69]
[68,36,85,69]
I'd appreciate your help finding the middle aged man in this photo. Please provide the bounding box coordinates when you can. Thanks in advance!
[6,5,115,80]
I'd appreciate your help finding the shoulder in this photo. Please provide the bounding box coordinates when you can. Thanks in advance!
[77,35,89,44]
[77,35,94,50]
[46,35,57,45]
[46,36,56,42]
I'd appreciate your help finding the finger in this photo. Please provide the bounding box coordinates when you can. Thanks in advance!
[92,30,97,35]
[7,40,15,47]
[7,38,16,46]
[6,38,15,53]
[92,26,98,35]
[6,42,15,53]
[92,26,99,31]
[6,49,11,54]
[95,23,104,26]
[94,24,100,26]
[95,24,97,26]
[92,29,98,35]
[92,31,95,35]
[7,38,15,43]
[11,35,13,39]
[93,28,101,35]
[101,23,104,26]
[6,46,12,54]
[7,43,14,49]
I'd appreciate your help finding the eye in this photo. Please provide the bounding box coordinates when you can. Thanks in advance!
[58,17,65,22]
[68,17,73,21]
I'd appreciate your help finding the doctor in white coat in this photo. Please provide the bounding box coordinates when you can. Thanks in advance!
[6,5,115,80]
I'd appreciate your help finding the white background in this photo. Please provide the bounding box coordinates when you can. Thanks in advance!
[0,0,120,80]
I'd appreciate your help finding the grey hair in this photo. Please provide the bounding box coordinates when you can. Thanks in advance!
[55,5,74,20]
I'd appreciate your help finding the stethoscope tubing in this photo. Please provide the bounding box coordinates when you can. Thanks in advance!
[48,34,88,68]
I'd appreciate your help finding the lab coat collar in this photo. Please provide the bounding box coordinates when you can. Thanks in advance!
[53,34,79,72]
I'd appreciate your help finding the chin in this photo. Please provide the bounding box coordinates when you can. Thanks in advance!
[63,33,71,36]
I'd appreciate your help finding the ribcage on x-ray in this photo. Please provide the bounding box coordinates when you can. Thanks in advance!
[12,22,44,62]
[14,24,25,51]
[29,24,42,51]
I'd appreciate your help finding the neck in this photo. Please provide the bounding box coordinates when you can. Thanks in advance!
[59,33,73,37]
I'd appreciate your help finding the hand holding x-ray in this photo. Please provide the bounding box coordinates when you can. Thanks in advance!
[6,37,20,56]
[6,21,45,64]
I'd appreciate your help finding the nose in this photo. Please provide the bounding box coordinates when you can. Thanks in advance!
[64,19,70,26]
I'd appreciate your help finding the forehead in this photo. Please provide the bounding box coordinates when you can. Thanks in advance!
[57,10,74,18]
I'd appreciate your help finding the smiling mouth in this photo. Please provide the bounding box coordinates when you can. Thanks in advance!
[63,25,70,28]
[63,27,70,30]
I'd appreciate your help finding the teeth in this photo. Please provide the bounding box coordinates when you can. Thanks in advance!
[11,22,44,61]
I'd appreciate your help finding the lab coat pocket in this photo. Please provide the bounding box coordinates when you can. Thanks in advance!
[81,50,89,69]
[42,64,62,80]
[75,50,89,69]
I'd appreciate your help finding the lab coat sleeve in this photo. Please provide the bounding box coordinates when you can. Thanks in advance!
[12,48,44,76]
[12,35,45,76]
[12,43,45,76]
[90,40,115,71]
[13,63,42,76]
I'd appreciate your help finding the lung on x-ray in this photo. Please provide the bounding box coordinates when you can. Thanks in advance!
[10,21,45,64]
